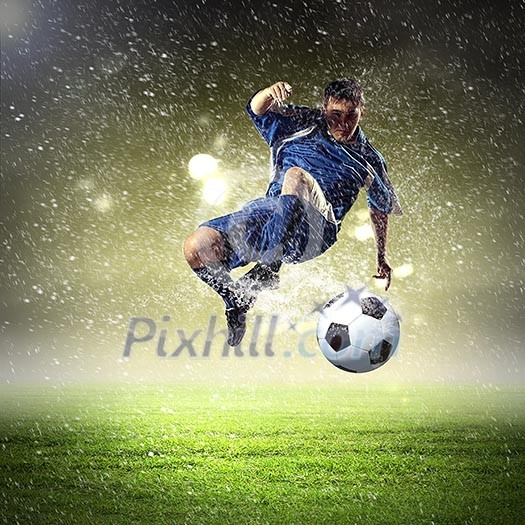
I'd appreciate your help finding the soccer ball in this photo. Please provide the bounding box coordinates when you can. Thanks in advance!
[317,288,400,373]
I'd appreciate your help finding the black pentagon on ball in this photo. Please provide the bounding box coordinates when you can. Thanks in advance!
[326,323,351,352]
[360,296,387,320]
[369,339,393,364]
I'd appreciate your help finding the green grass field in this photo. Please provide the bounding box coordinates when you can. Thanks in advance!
[1,384,524,524]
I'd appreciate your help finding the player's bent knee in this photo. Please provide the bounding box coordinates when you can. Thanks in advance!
[183,227,224,269]
[183,232,202,268]
[283,167,312,191]
[284,167,307,183]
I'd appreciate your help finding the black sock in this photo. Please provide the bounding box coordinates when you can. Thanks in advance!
[193,263,237,309]
[255,261,281,274]
[266,261,282,273]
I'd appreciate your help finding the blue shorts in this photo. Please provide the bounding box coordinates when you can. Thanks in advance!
[201,194,338,271]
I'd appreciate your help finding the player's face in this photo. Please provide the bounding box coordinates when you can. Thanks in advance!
[323,98,364,144]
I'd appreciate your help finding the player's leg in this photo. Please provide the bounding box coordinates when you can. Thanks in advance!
[281,167,336,223]
[183,226,240,310]
[281,166,338,262]
[281,166,315,200]
[183,226,227,270]
[234,194,304,294]
[237,167,333,292]
[183,226,249,347]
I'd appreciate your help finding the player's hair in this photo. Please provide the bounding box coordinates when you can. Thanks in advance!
[323,79,365,107]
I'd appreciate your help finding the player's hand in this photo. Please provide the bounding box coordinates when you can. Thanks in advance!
[373,257,393,291]
[267,81,293,104]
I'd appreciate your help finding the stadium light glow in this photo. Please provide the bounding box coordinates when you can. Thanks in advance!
[393,263,414,279]
[373,277,388,289]
[354,224,374,241]
[93,194,113,212]
[188,153,219,180]
[203,177,228,205]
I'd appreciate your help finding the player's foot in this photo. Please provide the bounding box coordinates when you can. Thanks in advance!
[224,281,260,347]
[225,265,279,347]
[225,306,247,347]
[237,262,280,294]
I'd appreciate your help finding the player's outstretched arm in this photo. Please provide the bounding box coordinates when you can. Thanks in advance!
[369,208,393,291]
[250,81,293,115]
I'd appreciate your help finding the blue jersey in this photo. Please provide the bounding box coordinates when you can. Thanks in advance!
[199,95,403,271]
[246,96,402,226]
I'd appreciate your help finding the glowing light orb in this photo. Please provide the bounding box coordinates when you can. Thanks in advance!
[373,277,388,289]
[93,194,113,212]
[373,262,414,289]
[393,263,414,279]
[354,224,374,241]
[356,208,370,222]
[188,153,218,180]
[203,177,227,205]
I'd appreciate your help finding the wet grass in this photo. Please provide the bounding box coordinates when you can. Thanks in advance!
[1,384,524,524]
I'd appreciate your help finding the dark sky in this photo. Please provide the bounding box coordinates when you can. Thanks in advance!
[1,0,524,384]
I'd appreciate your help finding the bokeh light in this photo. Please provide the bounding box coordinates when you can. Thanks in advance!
[393,263,414,279]
[354,224,374,241]
[93,194,113,213]
[202,177,228,205]
[188,153,219,180]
